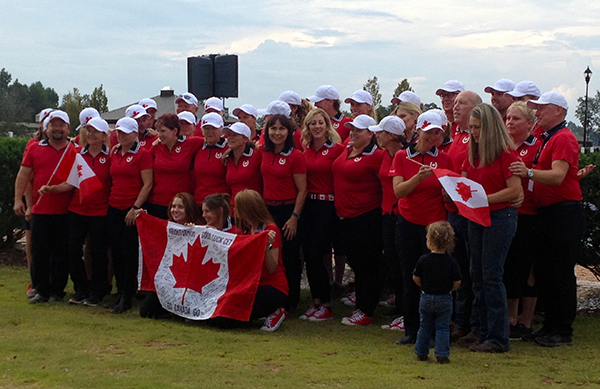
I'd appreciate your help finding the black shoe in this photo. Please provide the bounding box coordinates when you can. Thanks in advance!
[522,327,550,342]
[112,297,132,314]
[535,333,573,347]
[83,294,103,307]
[416,355,428,362]
[436,357,450,364]
[510,323,532,340]
[29,294,49,304]
[48,295,63,303]
[396,335,416,345]
[68,292,87,305]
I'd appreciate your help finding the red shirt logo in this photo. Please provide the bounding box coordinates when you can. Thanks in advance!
[175,146,181,153]
[140,141,146,146]
[279,158,286,165]
[430,162,438,169]
[242,160,249,167]
[215,152,223,158]
[354,157,362,162]
[520,149,528,156]
[126,155,133,163]
[322,149,329,156]
[333,122,339,129]
[462,137,469,144]
[99,157,106,164]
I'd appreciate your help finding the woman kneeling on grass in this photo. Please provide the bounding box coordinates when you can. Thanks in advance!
[234,189,289,332]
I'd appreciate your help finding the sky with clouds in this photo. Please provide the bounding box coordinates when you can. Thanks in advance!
[2,0,600,123]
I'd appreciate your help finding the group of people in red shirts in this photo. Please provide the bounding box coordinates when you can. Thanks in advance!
[13,79,590,345]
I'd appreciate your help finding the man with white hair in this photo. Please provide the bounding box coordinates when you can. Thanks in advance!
[509,92,582,347]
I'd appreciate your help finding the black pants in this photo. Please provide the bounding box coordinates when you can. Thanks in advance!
[535,201,583,336]
[107,206,139,298]
[448,213,476,331]
[67,212,109,298]
[339,208,382,317]
[267,203,301,311]
[250,285,289,320]
[146,202,169,220]
[30,213,69,298]
[504,214,538,299]
[382,213,403,312]
[299,199,337,303]
[395,214,428,338]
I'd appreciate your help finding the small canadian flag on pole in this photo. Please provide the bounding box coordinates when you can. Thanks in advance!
[433,168,492,227]
[54,144,103,201]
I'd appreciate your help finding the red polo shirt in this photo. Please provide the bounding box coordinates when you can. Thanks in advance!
[149,136,203,206]
[514,135,542,215]
[226,146,263,206]
[21,140,78,215]
[293,128,305,151]
[462,149,518,211]
[447,128,470,172]
[379,150,401,215]
[303,140,344,196]
[389,146,453,225]
[194,138,230,204]
[138,130,159,151]
[331,113,353,141]
[332,143,384,218]
[261,147,306,201]
[68,145,112,216]
[533,126,582,207]
[109,142,153,210]
[256,224,289,295]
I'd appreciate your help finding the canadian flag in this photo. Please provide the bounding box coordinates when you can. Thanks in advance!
[54,144,103,201]
[433,168,491,226]
[136,212,268,322]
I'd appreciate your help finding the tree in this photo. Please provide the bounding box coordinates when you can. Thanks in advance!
[60,88,85,134]
[392,79,413,99]
[575,90,600,144]
[363,76,382,108]
[85,84,109,113]
[423,102,440,111]
[28,81,59,120]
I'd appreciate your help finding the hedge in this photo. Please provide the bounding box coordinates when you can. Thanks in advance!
[579,152,600,278]
[0,137,28,250]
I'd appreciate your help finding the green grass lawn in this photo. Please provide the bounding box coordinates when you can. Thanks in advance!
[1,266,599,388]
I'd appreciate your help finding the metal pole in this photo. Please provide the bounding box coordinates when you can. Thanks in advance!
[583,66,592,153]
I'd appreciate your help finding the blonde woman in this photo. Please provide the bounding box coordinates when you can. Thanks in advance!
[393,101,422,143]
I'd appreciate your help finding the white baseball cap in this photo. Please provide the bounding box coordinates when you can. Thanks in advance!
[484,79,516,94]
[527,91,568,111]
[279,91,302,106]
[125,104,149,120]
[345,90,373,105]
[506,81,541,98]
[344,114,377,129]
[77,107,100,131]
[42,116,51,131]
[47,110,70,125]
[258,100,292,118]
[436,80,465,96]
[38,108,54,123]
[233,104,258,119]
[391,91,421,106]
[223,122,251,139]
[308,85,340,103]
[417,111,444,132]
[139,98,158,111]
[178,111,197,125]
[84,117,110,134]
[368,115,406,136]
[204,97,223,112]
[200,112,224,128]
[176,92,199,107]
[428,108,448,126]
[115,117,139,134]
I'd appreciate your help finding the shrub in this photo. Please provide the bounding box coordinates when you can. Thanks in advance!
[579,152,600,279]
[0,137,28,250]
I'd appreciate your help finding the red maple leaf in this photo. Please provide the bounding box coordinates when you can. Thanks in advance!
[455,181,476,201]
[77,164,83,177]
[422,120,431,128]
[170,235,220,304]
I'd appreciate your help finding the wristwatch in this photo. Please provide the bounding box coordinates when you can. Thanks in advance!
[527,169,534,178]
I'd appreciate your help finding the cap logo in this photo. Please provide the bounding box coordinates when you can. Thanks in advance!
[175,146,181,153]
[142,104,148,108]
[462,137,469,144]
[520,149,528,157]
[116,125,121,129]
[242,160,249,167]
[86,116,92,123]
[133,111,139,117]
[215,152,223,158]
[126,155,133,163]
[430,162,438,169]
[279,158,286,165]
[422,121,431,129]
[354,157,362,162]
[202,120,207,126]
[322,149,329,156]
[99,157,106,164]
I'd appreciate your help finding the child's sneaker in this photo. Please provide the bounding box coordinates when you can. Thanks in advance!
[381,316,405,331]
[340,292,356,307]
[341,309,373,326]
[299,305,319,320]
[309,305,334,321]
[260,308,286,332]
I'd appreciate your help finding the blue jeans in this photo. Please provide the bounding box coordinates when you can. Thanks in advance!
[414,293,452,358]
[468,207,517,351]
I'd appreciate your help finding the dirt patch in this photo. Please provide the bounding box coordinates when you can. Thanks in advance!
[0,247,26,267]
[576,266,599,282]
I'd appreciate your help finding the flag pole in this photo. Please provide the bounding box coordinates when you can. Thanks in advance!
[406,156,425,167]
[35,141,72,205]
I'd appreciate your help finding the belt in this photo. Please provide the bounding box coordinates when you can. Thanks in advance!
[265,199,296,206]
[308,193,335,201]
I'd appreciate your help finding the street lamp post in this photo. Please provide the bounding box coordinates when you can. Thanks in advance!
[584,66,592,152]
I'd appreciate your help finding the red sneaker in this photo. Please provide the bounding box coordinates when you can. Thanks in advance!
[341,292,356,307]
[381,316,405,331]
[261,308,286,332]
[309,305,334,321]
[379,294,396,307]
[341,309,374,326]
[299,305,319,320]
